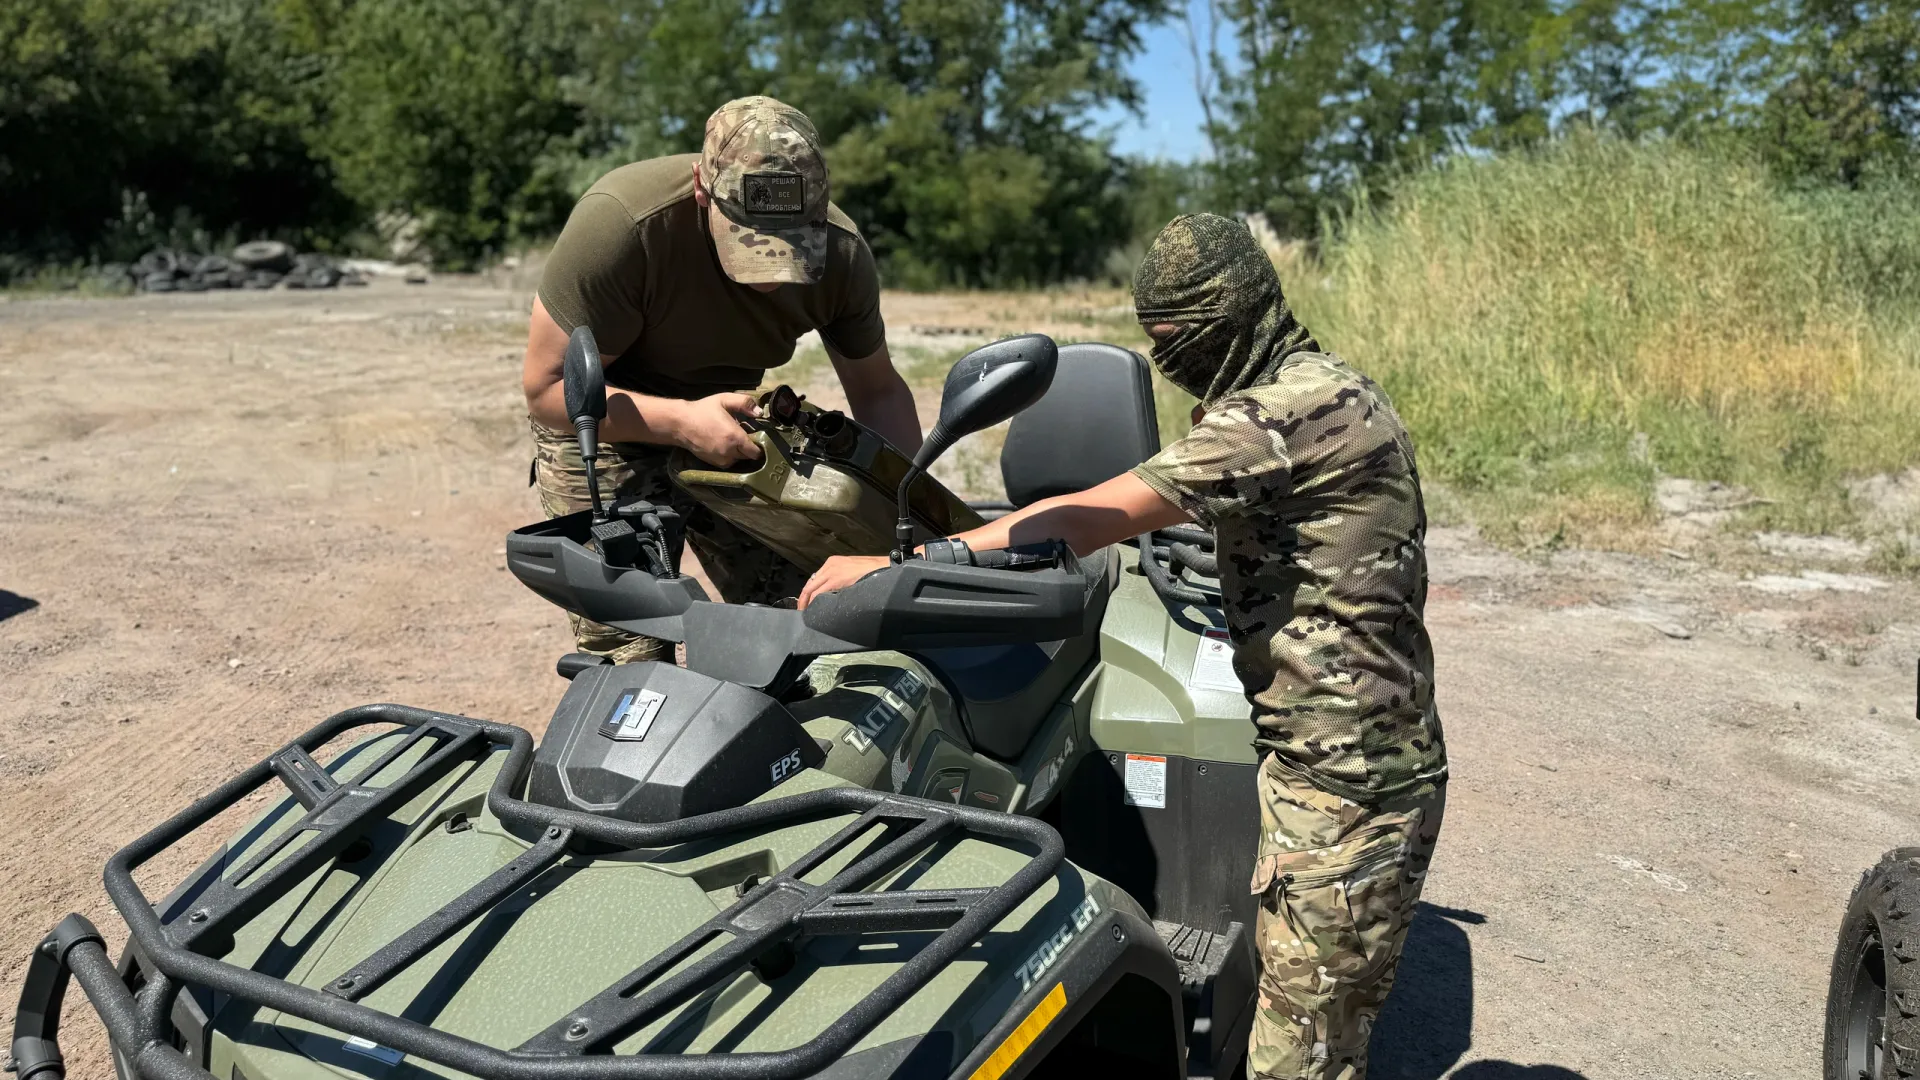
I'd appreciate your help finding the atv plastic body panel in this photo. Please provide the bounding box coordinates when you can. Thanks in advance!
[1059,563,1264,1070]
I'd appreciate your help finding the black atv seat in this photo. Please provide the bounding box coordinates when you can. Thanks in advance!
[925,343,1162,761]
[1001,342,1161,508]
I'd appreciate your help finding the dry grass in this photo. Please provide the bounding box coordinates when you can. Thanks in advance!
[1277,133,1920,551]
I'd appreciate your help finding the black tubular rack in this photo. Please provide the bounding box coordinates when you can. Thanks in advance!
[9,704,1064,1080]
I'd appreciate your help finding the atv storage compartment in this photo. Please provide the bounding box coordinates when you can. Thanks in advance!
[671,392,983,573]
[530,661,825,823]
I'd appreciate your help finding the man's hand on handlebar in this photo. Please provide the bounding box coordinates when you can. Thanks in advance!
[798,555,891,609]
[669,393,765,468]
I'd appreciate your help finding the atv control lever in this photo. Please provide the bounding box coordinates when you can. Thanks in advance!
[579,500,684,578]
[924,538,1068,570]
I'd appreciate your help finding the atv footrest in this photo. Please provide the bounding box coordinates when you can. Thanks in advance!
[1154,919,1254,1079]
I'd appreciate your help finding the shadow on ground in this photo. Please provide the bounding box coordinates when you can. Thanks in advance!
[0,590,39,623]
[1371,904,1593,1080]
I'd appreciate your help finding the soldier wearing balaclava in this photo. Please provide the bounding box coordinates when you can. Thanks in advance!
[798,212,1447,1080]
[1129,214,1448,1080]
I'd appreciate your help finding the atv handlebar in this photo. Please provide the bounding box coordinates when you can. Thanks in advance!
[508,509,1101,691]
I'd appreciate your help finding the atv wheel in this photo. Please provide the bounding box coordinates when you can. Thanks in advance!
[1825,848,1920,1080]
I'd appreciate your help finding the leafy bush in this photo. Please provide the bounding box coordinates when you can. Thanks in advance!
[0,0,349,262]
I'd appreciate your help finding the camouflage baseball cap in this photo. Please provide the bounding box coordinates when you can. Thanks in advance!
[702,96,830,285]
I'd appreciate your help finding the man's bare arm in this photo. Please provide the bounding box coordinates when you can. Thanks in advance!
[828,342,922,456]
[950,473,1190,555]
[521,296,761,466]
[798,473,1190,608]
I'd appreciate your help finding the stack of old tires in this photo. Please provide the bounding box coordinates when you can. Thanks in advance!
[121,242,368,293]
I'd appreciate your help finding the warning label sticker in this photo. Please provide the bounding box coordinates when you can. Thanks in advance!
[1190,628,1242,693]
[1123,753,1167,809]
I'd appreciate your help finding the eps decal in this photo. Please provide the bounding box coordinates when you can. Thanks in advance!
[770,748,804,784]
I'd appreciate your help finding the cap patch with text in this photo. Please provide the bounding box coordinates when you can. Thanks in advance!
[744,173,806,214]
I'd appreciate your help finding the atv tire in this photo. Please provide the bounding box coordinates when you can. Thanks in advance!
[1825,847,1920,1080]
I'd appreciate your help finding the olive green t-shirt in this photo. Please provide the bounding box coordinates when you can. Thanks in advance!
[538,153,887,399]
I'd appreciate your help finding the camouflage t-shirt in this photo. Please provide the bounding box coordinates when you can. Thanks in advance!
[1131,353,1447,803]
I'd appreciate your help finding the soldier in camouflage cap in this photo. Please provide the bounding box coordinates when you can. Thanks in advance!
[523,96,922,663]
[701,96,834,285]
[800,212,1446,1080]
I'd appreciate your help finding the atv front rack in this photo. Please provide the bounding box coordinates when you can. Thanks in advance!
[10,704,1064,1080]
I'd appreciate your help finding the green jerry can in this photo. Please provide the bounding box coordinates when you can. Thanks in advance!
[670,386,984,573]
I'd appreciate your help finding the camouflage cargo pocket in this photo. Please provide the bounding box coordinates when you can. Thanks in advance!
[1245,756,1444,1080]
[1249,754,1420,896]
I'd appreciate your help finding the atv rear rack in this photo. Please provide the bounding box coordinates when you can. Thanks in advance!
[10,703,1065,1080]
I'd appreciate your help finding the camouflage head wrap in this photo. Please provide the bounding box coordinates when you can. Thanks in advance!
[1133,213,1320,404]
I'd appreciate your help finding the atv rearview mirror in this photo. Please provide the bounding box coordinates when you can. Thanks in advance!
[562,326,609,520]
[892,334,1058,562]
[563,326,607,428]
[917,334,1058,471]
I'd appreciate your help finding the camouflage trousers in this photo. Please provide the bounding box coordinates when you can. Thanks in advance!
[529,418,810,663]
[1248,756,1446,1080]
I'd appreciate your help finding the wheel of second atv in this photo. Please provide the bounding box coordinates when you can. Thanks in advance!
[1825,847,1920,1080]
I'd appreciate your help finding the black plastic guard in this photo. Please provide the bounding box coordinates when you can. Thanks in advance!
[530,661,827,822]
[801,558,1095,650]
[505,512,708,640]
[1058,754,1260,936]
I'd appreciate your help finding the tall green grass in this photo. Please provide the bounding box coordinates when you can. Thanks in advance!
[1278,133,1920,548]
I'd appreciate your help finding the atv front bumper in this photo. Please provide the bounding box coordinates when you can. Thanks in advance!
[8,704,1103,1080]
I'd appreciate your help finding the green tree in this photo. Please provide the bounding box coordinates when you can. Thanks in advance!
[1759,0,1920,184]
[0,0,339,261]
[1,0,182,256]
[817,0,1166,286]
[569,0,764,174]
[1214,0,1559,236]
[571,0,1166,287]
[314,0,588,266]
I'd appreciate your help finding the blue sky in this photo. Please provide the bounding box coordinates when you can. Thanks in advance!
[1094,0,1230,163]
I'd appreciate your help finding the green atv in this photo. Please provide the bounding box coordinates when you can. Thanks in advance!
[9,331,1263,1080]
[1822,665,1920,1080]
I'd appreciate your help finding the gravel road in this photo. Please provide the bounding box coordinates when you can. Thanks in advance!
[3,280,1915,1079]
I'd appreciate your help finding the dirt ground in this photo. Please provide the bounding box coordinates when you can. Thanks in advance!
[3,278,1917,1080]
